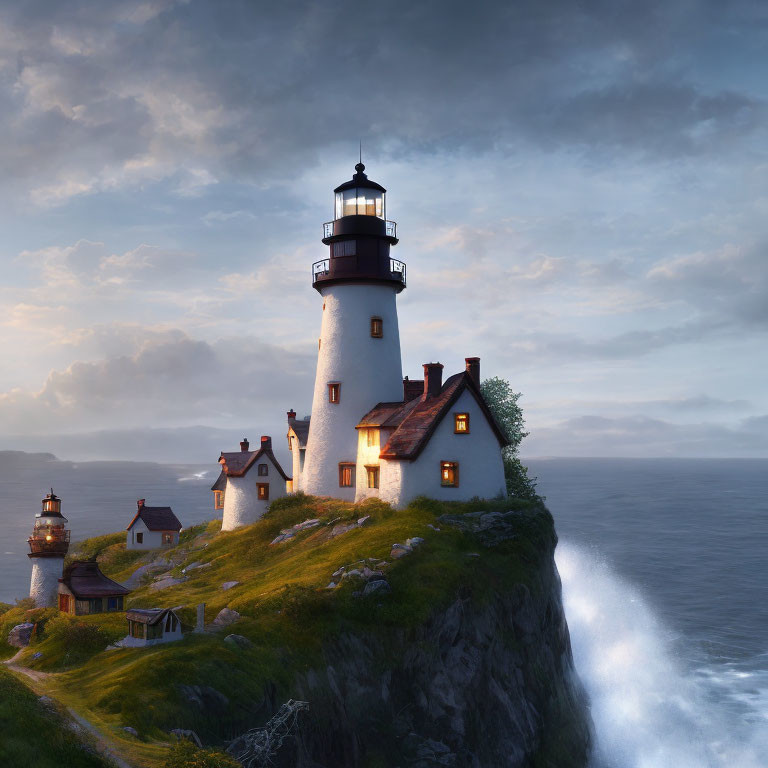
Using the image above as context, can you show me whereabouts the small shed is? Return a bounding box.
[58,560,130,615]
[123,608,183,647]
[126,499,182,550]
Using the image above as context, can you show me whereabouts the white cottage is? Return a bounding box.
[123,608,182,647]
[283,162,510,509]
[126,500,182,550]
[212,437,291,531]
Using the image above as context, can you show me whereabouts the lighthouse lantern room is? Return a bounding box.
[28,490,71,607]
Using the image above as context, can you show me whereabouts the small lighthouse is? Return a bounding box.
[28,490,70,608]
[302,163,406,498]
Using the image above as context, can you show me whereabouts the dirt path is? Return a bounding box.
[3,654,134,768]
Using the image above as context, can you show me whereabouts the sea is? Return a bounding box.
[0,452,766,768]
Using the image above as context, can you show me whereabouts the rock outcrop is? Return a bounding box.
[265,508,591,767]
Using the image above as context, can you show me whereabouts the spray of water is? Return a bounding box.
[555,542,768,768]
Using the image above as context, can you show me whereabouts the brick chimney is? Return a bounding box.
[403,376,424,402]
[260,436,272,450]
[240,438,250,452]
[287,409,296,421]
[137,498,145,510]
[423,363,444,398]
[465,357,480,387]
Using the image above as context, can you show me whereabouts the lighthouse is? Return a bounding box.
[301,163,407,498]
[28,490,70,608]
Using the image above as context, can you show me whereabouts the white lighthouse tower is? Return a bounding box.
[301,163,406,499]
[28,490,70,608]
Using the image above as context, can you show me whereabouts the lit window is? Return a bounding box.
[366,428,379,447]
[213,490,225,510]
[366,465,380,489]
[328,383,340,404]
[258,463,269,476]
[370,317,383,338]
[163,532,173,546]
[454,413,470,433]
[440,461,459,487]
[257,483,269,501]
[286,480,294,493]
[339,463,355,487]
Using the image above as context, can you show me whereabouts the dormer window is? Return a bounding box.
[366,428,379,447]
[370,317,383,338]
[258,463,269,476]
[441,461,459,487]
[328,383,340,404]
[454,413,470,433]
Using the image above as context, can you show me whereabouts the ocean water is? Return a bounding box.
[1,453,766,766]
[527,458,768,768]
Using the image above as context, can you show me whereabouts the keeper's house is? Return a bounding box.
[57,560,130,615]
[126,499,182,550]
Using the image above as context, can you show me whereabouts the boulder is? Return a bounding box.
[326,582,337,589]
[270,532,295,545]
[213,607,241,627]
[391,543,413,560]
[221,581,240,591]
[224,634,253,650]
[363,579,391,597]
[7,623,34,648]
[295,518,321,531]
[357,515,371,526]
[150,577,185,591]
[406,537,425,548]
[330,522,358,537]
[123,727,139,738]
[38,695,55,708]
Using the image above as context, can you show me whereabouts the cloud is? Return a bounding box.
[0,331,315,434]
[524,413,768,458]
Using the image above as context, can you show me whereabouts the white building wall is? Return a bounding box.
[288,433,305,493]
[120,625,183,647]
[379,389,506,508]
[29,557,64,608]
[126,519,169,550]
[303,283,403,499]
[221,454,288,531]
[355,427,394,502]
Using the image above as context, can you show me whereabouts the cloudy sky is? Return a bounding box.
[0,0,766,462]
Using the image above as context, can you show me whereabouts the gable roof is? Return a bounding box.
[126,504,182,532]
[287,419,310,448]
[126,608,178,626]
[363,371,509,461]
[218,444,291,481]
[60,560,130,599]
[211,470,226,492]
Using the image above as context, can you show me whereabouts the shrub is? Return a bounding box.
[163,739,240,768]
[43,616,121,667]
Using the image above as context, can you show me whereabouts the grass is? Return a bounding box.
[0,666,110,767]
[5,493,552,765]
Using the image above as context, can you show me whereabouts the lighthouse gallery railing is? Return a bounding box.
[312,258,406,287]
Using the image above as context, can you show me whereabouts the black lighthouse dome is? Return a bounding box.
[313,163,405,293]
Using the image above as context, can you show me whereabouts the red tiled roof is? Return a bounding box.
[375,372,509,460]
[60,561,130,599]
[219,446,291,481]
[126,505,182,532]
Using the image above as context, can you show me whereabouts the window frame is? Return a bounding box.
[366,428,379,447]
[257,483,269,501]
[136,531,144,544]
[370,316,383,338]
[213,490,225,510]
[338,462,356,487]
[365,465,380,489]
[440,461,459,488]
[328,382,341,404]
[454,412,470,434]
[258,463,269,476]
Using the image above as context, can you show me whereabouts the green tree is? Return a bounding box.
[480,377,540,501]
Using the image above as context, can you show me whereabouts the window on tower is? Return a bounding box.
[335,189,385,219]
[339,463,355,487]
[328,383,340,404]
[370,317,383,338]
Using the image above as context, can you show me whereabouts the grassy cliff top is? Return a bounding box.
[1,493,553,767]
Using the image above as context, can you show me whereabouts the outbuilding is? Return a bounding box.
[123,608,183,647]
[57,560,130,615]
[126,500,182,550]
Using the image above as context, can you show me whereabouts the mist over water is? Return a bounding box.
[557,542,768,768]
